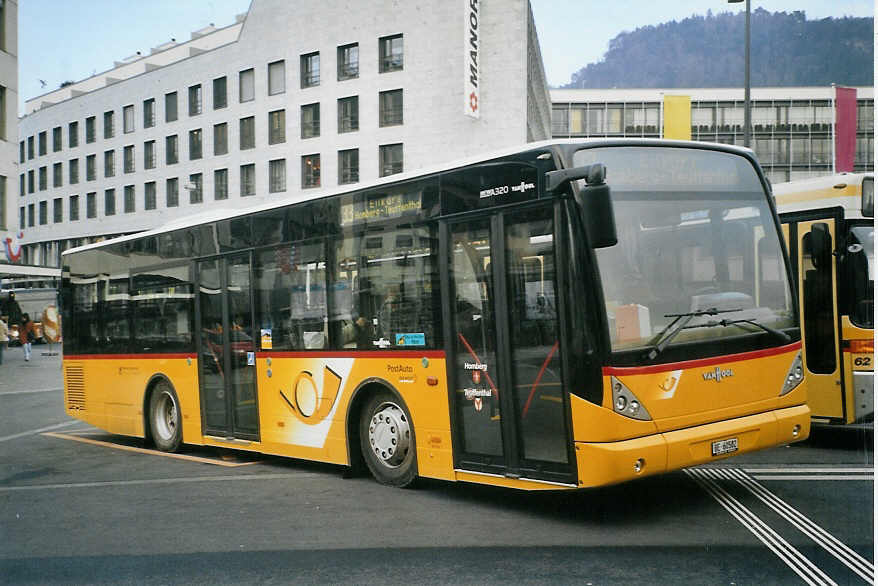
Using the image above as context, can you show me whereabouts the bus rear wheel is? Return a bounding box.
[359,391,417,487]
[149,382,182,452]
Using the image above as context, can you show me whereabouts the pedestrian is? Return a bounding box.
[0,317,7,365]
[20,313,34,361]
[3,291,22,331]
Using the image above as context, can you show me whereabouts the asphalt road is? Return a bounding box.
[0,348,873,585]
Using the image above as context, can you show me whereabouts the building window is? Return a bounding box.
[379,89,403,126]
[301,103,320,139]
[188,173,202,204]
[53,198,63,223]
[124,185,135,213]
[240,116,255,150]
[85,117,95,143]
[240,163,255,197]
[144,182,156,210]
[144,140,156,169]
[53,127,62,152]
[165,91,178,122]
[123,145,135,173]
[69,195,79,221]
[269,109,285,144]
[166,135,178,164]
[239,68,255,103]
[379,34,403,72]
[214,168,228,200]
[300,52,320,88]
[19,141,24,163]
[27,135,34,159]
[69,159,79,184]
[166,178,179,207]
[19,173,23,197]
[27,169,34,193]
[143,98,155,128]
[39,166,47,190]
[189,129,203,160]
[104,189,116,216]
[0,86,5,141]
[214,122,228,156]
[39,201,47,225]
[269,159,286,193]
[213,76,227,110]
[69,121,79,148]
[28,203,34,227]
[86,154,96,181]
[103,111,114,139]
[338,148,359,184]
[19,206,24,230]
[337,43,359,80]
[379,143,403,177]
[0,176,5,229]
[268,60,285,95]
[104,150,115,178]
[123,104,134,133]
[338,96,359,133]
[53,162,63,188]
[86,192,96,218]
[39,131,47,156]
[188,84,202,116]
[302,154,320,188]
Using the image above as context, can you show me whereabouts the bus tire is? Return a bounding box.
[149,381,183,453]
[359,390,417,487]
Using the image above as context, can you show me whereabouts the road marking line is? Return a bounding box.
[743,468,874,474]
[0,420,79,443]
[721,468,874,584]
[751,475,873,481]
[0,472,320,493]
[0,387,63,396]
[43,432,261,467]
[686,468,837,586]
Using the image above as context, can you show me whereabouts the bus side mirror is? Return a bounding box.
[807,222,832,271]
[545,163,617,248]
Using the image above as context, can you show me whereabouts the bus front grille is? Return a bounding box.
[65,364,86,411]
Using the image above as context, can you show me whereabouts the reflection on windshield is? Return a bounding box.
[847,226,874,328]
[596,196,795,350]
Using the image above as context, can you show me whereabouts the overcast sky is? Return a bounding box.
[18,0,874,113]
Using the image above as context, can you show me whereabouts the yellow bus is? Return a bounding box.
[61,140,809,490]
[773,173,873,426]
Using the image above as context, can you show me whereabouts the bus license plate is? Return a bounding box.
[711,438,738,456]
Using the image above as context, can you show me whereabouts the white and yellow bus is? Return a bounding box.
[773,173,873,426]
[61,140,809,490]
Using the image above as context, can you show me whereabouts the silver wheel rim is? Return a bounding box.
[368,402,411,469]
[154,390,178,441]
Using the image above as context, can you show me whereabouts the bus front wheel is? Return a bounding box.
[359,391,417,487]
[149,382,182,452]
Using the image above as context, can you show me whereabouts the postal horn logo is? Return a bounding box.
[702,366,734,383]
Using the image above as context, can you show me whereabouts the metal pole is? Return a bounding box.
[743,0,751,148]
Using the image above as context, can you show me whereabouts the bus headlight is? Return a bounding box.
[779,351,804,396]
[611,376,652,421]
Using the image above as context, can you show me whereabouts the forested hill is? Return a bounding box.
[562,9,873,89]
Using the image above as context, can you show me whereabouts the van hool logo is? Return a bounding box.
[703,367,734,382]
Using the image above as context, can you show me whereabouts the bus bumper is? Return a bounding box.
[574,404,810,488]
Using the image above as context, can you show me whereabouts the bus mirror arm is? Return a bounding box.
[544,164,617,248]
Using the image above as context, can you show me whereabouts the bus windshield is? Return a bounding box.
[574,146,795,352]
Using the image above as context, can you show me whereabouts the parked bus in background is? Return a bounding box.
[61,140,809,490]
[773,173,873,426]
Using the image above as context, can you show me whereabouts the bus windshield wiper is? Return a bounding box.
[646,307,742,361]
[684,318,791,344]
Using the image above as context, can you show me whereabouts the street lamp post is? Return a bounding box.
[728,0,751,148]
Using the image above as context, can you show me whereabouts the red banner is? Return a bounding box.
[835,86,857,173]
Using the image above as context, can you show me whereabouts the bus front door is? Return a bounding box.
[446,204,572,484]
[197,254,260,441]
[797,219,844,421]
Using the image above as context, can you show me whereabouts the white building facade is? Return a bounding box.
[18,0,551,267]
[0,0,18,258]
